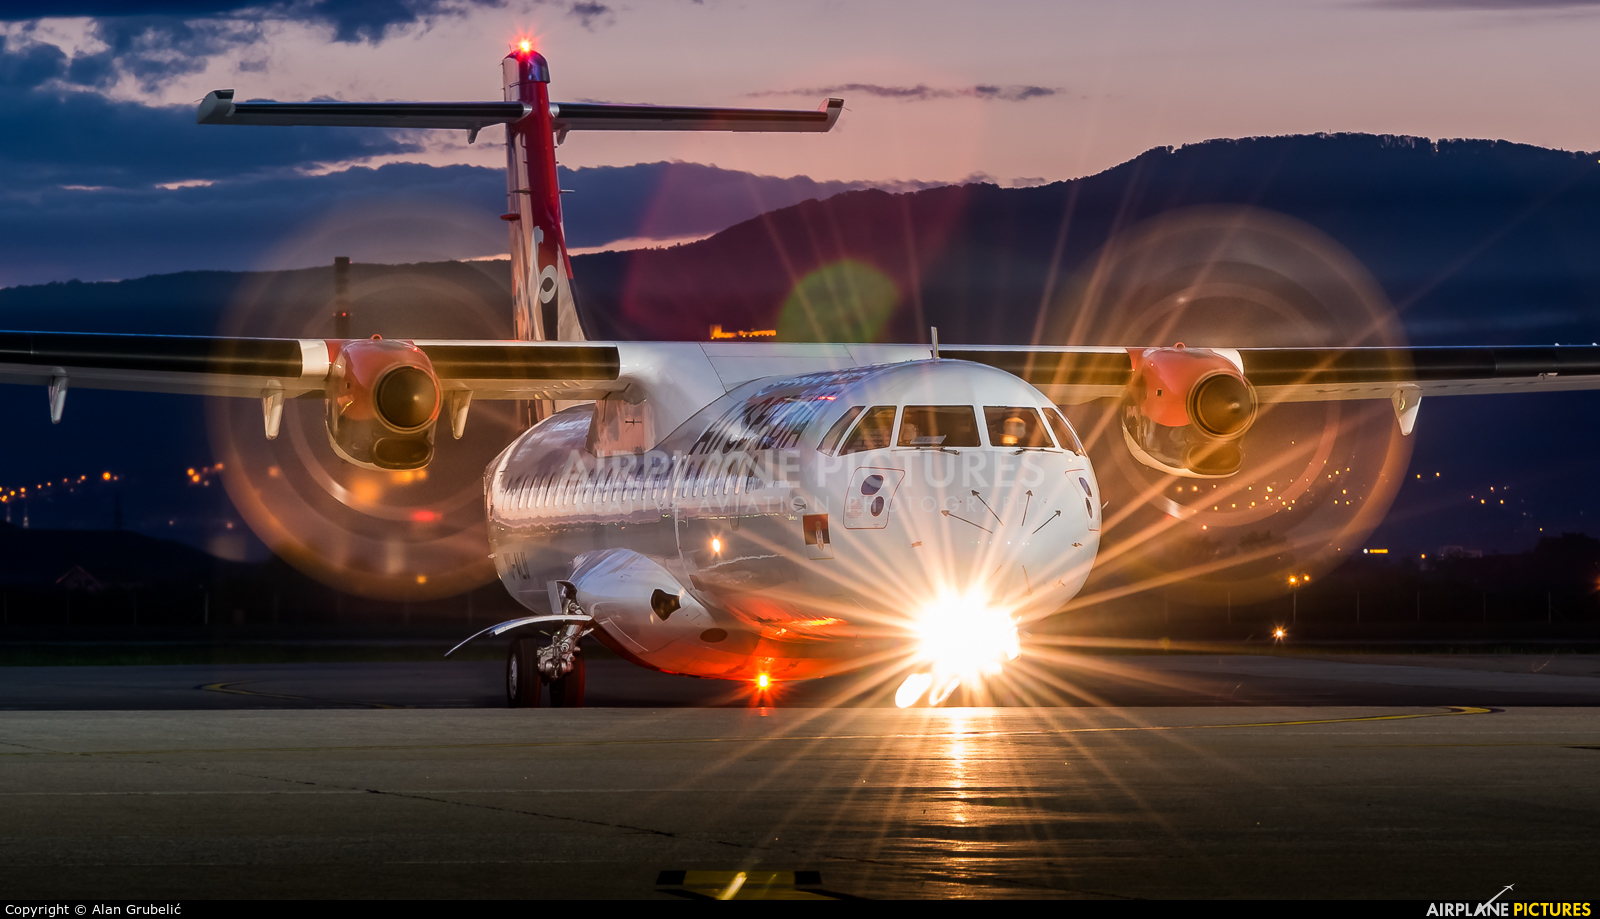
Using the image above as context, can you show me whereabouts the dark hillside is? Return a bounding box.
[576,134,1600,346]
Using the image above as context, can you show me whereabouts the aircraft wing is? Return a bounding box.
[0,332,624,403]
[939,345,1600,404]
[8,334,1600,404]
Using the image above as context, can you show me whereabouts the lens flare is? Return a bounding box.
[896,590,1021,707]
[895,672,933,708]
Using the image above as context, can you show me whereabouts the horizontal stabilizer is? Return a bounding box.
[550,98,843,132]
[197,90,531,130]
[198,90,843,134]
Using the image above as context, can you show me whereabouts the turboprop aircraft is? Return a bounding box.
[4,43,1600,708]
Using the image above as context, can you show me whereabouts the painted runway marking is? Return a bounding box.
[0,705,1494,757]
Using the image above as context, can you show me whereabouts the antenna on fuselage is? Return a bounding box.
[930,326,940,360]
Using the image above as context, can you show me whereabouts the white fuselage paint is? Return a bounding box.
[484,349,1100,682]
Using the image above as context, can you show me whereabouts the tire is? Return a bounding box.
[549,652,585,708]
[506,637,541,708]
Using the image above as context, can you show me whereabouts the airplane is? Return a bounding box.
[4,42,1600,709]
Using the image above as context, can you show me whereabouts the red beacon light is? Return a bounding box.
[518,39,532,55]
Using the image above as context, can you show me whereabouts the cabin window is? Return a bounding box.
[897,405,981,448]
[1044,407,1086,455]
[839,405,898,454]
[817,406,864,455]
[984,406,1053,448]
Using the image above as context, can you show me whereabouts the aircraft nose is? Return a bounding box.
[860,450,1087,610]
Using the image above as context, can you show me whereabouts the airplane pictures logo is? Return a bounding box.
[1426,886,1593,917]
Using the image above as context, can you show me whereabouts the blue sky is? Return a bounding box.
[2,0,1598,284]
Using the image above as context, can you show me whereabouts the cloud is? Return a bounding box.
[749,83,1062,103]
[0,35,67,89]
[0,2,513,44]
[0,2,513,94]
[0,162,506,287]
[567,1,613,29]
[0,84,423,190]
[0,159,948,287]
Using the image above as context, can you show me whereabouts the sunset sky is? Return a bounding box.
[2,0,1598,282]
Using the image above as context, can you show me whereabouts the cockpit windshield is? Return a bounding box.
[897,405,981,448]
[839,405,897,454]
[1043,406,1085,455]
[817,405,864,455]
[984,406,1053,448]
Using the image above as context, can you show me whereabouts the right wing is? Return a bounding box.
[0,331,625,402]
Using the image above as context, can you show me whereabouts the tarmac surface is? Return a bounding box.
[1,653,1598,899]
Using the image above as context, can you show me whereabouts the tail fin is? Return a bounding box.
[198,50,842,415]
[498,47,840,350]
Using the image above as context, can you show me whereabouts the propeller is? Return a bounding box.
[207,260,521,601]
[1046,205,1414,605]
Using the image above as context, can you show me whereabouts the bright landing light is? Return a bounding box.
[896,590,1021,707]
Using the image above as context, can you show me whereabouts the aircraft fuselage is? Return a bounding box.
[485,354,1100,682]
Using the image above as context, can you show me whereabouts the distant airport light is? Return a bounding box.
[709,325,777,341]
[101,472,110,480]
[1365,548,1388,554]
[1273,627,1287,641]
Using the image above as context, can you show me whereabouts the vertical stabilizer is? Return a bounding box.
[502,50,585,349]
[195,58,842,431]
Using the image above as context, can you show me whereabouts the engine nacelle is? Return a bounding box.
[1121,345,1258,478]
[325,338,442,470]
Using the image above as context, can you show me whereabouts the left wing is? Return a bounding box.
[936,344,1600,404]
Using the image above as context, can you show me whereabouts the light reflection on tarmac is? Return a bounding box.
[0,656,1597,898]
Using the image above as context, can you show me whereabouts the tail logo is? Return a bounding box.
[530,225,560,306]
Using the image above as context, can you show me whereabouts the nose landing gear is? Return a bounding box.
[506,637,541,707]
[505,624,588,708]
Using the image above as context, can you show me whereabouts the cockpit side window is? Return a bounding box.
[1044,406,1085,455]
[817,405,865,456]
[839,405,898,454]
[897,405,982,448]
[984,406,1053,448]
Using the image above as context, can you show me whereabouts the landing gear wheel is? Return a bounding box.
[506,637,542,708]
[549,652,585,708]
